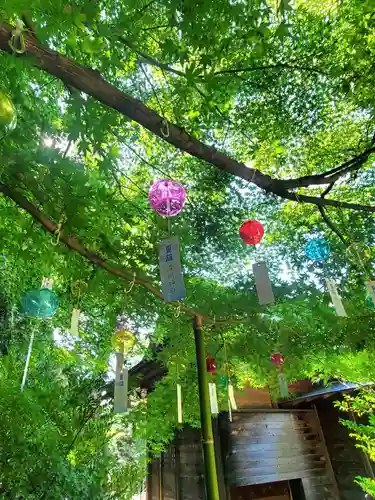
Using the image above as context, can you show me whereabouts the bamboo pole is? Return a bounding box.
[193,316,220,500]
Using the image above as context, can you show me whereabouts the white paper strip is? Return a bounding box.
[70,308,80,336]
[228,399,232,422]
[325,279,347,317]
[41,277,53,290]
[279,372,289,399]
[366,281,375,307]
[114,353,128,413]
[159,237,186,302]
[209,382,219,415]
[252,261,274,305]
[20,329,35,392]
[177,384,182,424]
[228,383,237,411]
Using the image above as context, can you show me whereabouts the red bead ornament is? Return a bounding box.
[206,355,217,374]
[239,220,264,245]
[271,352,285,366]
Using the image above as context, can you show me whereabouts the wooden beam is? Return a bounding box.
[0,23,272,191]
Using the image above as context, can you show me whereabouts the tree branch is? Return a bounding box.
[316,182,347,244]
[282,190,375,212]
[0,23,374,213]
[285,146,375,189]
[121,37,186,77]
[0,184,210,320]
[318,205,347,244]
[0,184,259,326]
[213,63,326,76]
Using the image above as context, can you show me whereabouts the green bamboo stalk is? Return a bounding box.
[193,316,220,500]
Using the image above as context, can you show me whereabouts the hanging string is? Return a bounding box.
[139,64,170,139]
[167,216,171,237]
[174,302,181,318]
[71,280,86,307]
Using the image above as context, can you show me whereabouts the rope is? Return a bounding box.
[71,280,87,307]
[125,272,136,293]
[174,302,182,318]
[160,118,170,138]
[52,218,64,246]
[8,20,26,54]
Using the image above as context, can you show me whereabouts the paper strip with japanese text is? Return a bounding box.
[159,237,186,302]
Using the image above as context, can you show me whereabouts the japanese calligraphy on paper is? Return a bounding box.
[159,237,186,302]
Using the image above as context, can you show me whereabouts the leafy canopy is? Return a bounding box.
[0,0,375,496]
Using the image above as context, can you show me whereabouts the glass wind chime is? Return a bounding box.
[20,281,59,391]
[206,353,237,419]
[112,327,135,413]
[149,179,186,303]
[149,178,186,423]
[206,355,219,415]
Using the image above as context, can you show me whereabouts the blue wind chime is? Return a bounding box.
[20,280,59,391]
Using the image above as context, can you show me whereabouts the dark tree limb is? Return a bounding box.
[0,183,252,323]
[282,146,375,189]
[318,206,347,244]
[275,189,375,212]
[121,37,186,77]
[0,23,374,212]
[315,183,347,244]
[213,63,327,76]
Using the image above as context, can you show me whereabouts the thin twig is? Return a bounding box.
[110,170,149,220]
[62,139,72,159]
[281,189,375,212]
[318,206,347,245]
[213,63,327,76]
[139,63,165,116]
[119,136,172,179]
[136,0,159,18]
[316,182,347,244]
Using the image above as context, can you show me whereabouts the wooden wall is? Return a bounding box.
[221,409,339,500]
[316,399,372,500]
[147,409,340,499]
[147,427,208,500]
[234,387,272,409]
